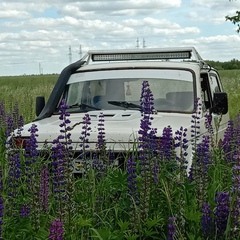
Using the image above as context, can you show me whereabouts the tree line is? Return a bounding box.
[206,59,240,70]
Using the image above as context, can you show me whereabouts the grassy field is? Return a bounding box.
[0,69,239,121]
[219,69,240,119]
[0,74,58,123]
[0,70,240,239]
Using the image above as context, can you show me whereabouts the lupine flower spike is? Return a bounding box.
[138,80,156,221]
[167,217,176,240]
[214,192,230,236]
[39,164,50,214]
[0,196,4,239]
[201,202,212,239]
[51,99,73,222]
[48,219,64,240]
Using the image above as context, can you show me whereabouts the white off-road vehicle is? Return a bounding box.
[11,47,229,172]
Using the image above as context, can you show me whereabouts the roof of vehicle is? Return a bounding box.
[83,47,203,61]
[75,60,203,73]
[75,46,211,72]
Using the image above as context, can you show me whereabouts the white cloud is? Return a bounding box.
[0,0,239,75]
[189,0,240,24]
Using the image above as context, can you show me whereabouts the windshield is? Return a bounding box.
[64,69,195,113]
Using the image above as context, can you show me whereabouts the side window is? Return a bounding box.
[209,74,221,97]
[200,72,221,111]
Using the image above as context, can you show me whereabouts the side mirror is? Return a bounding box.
[36,96,45,116]
[212,92,228,115]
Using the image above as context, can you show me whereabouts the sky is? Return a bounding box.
[0,0,240,76]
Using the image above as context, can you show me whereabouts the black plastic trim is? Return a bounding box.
[34,60,85,120]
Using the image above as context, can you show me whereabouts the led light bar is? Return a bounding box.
[92,51,191,61]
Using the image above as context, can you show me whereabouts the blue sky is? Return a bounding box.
[0,0,240,76]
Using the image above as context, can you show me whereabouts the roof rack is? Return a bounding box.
[80,47,205,65]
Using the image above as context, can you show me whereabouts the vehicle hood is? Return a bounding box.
[16,110,193,150]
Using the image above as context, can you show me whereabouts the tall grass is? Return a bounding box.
[0,74,58,123]
[0,79,240,239]
[219,69,240,119]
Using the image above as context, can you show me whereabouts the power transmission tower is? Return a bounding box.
[136,38,140,48]
[143,38,146,48]
[39,63,43,75]
[68,45,72,64]
[79,45,82,59]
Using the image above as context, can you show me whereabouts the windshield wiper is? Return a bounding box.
[108,101,141,109]
[69,103,101,110]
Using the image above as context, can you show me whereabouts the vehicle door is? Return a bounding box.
[201,71,229,142]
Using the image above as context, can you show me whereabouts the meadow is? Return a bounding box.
[0,70,239,122]
[0,74,58,123]
[0,70,240,239]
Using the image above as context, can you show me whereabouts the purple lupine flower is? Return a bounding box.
[93,112,107,173]
[24,124,39,191]
[140,80,155,115]
[19,204,30,218]
[221,120,236,162]
[12,103,20,127]
[96,112,105,150]
[214,192,230,235]
[230,153,240,235]
[127,156,139,204]
[78,113,92,172]
[0,197,3,218]
[51,98,72,180]
[196,135,211,173]
[0,101,6,130]
[0,167,3,191]
[59,99,70,122]
[39,164,50,213]
[51,142,66,199]
[204,113,213,135]
[167,217,176,240]
[234,113,240,148]
[5,114,14,139]
[53,99,72,161]
[189,98,203,181]
[79,113,91,156]
[202,202,212,238]
[174,127,189,172]
[25,124,38,162]
[0,196,3,237]
[138,81,156,221]
[107,149,115,165]
[48,219,64,240]
[59,99,72,147]
[138,80,156,170]
[190,98,201,140]
[23,124,41,230]
[159,126,173,163]
[51,99,73,221]
[194,135,211,208]
[8,152,21,198]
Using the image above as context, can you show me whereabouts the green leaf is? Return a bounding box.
[146,217,163,229]
[117,219,130,231]
[77,214,93,227]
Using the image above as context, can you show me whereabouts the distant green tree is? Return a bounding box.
[206,59,240,70]
[226,1,240,32]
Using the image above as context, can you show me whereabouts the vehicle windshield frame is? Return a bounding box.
[62,68,196,113]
